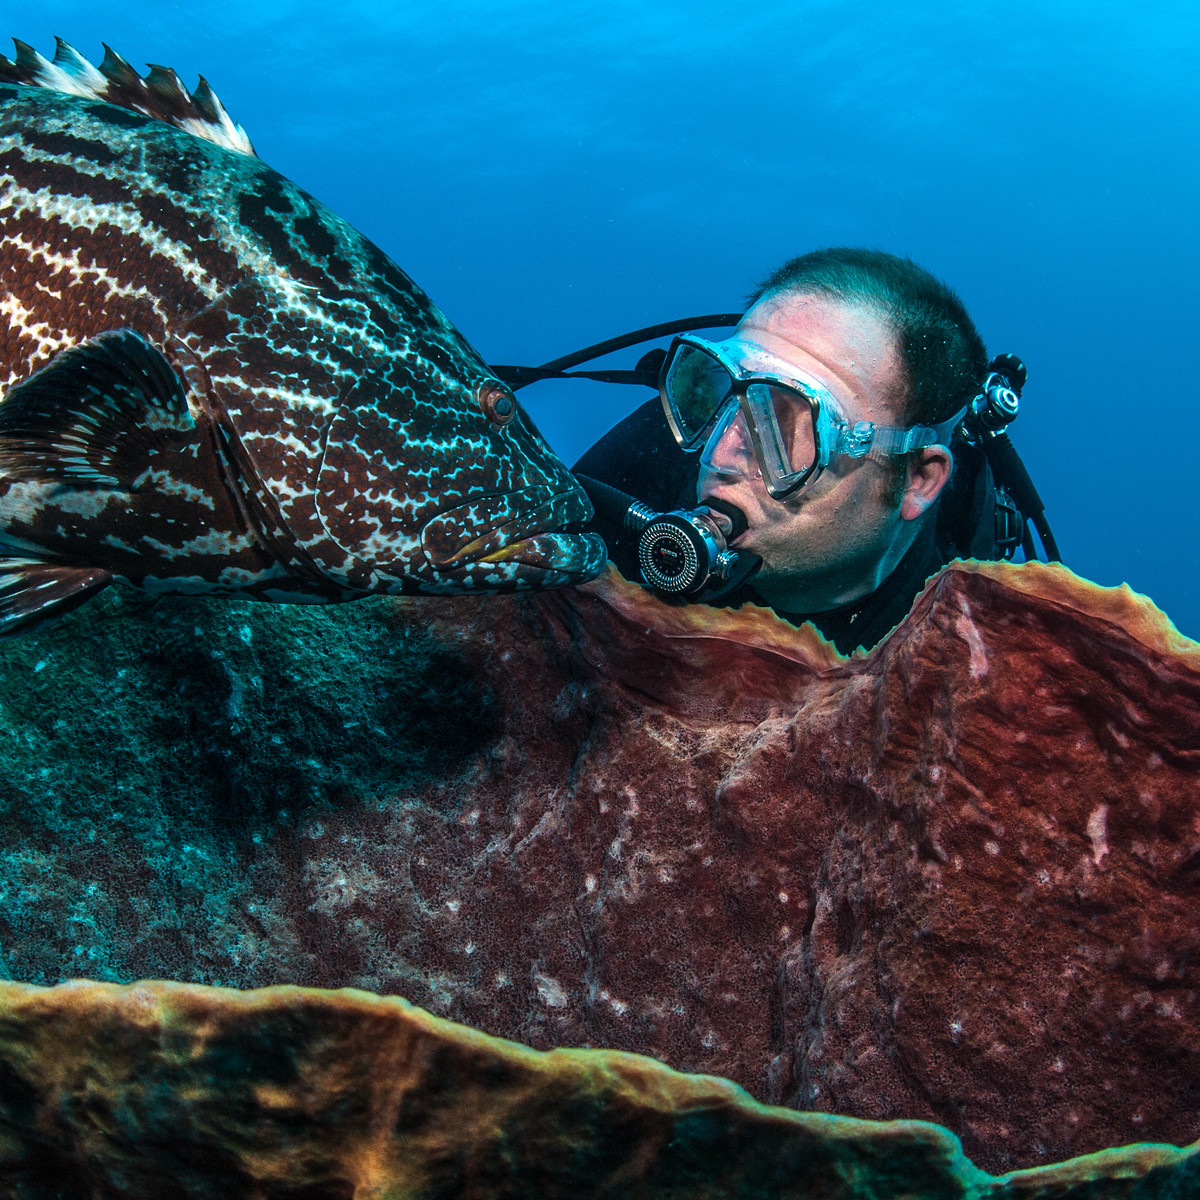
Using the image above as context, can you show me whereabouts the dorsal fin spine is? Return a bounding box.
[52,37,108,93]
[3,36,257,158]
[145,63,190,113]
[11,38,41,74]
[98,43,141,89]
[191,77,221,123]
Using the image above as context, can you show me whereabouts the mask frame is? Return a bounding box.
[659,333,964,501]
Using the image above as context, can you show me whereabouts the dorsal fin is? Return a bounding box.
[0,36,257,157]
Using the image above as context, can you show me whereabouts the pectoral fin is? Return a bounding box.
[0,557,110,636]
[0,330,191,633]
[0,328,196,486]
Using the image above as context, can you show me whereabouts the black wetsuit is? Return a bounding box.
[573,397,968,655]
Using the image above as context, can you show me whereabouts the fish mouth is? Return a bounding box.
[421,487,606,585]
[472,528,606,577]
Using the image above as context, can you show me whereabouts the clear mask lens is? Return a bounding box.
[740,380,822,496]
[699,404,753,476]
[664,343,736,446]
[665,334,964,502]
[666,337,828,498]
[699,385,822,499]
[764,383,818,476]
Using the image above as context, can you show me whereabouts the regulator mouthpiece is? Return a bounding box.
[574,474,758,598]
[633,509,738,594]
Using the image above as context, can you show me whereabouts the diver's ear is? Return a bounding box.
[900,446,952,521]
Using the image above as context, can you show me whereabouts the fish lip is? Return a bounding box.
[420,486,601,577]
[475,530,607,577]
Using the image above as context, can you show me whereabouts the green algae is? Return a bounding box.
[0,587,492,986]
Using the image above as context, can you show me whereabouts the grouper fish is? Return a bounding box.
[0,38,605,635]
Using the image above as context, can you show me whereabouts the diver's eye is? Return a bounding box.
[479,382,517,427]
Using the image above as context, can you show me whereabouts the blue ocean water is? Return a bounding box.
[14,1,1200,635]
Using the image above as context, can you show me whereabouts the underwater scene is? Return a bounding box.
[0,1,1198,1196]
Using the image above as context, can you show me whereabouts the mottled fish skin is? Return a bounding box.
[0,38,603,631]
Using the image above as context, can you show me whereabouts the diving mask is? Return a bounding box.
[659,333,964,500]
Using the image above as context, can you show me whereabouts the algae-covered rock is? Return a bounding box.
[0,979,1196,1199]
[0,587,493,985]
[0,563,1198,1174]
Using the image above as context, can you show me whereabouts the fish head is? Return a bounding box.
[315,338,606,593]
[179,275,604,595]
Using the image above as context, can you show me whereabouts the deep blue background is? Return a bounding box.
[13,2,1200,635]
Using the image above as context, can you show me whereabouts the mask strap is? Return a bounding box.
[861,406,967,461]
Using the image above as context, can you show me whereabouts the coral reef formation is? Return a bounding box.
[0,562,1197,1174]
[1,979,1197,1198]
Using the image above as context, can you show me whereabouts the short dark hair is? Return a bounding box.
[747,247,987,427]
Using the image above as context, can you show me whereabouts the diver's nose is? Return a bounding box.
[699,403,758,480]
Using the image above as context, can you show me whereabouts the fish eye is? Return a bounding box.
[479,382,517,427]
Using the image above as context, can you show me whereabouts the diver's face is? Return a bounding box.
[696,289,913,613]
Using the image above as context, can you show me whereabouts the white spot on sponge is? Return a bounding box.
[1087,805,1110,868]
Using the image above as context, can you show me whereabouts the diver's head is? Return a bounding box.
[668,249,987,614]
[748,247,988,427]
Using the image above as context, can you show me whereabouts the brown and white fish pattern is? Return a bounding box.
[0,37,604,634]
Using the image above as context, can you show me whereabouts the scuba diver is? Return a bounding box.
[496,247,1058,654]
